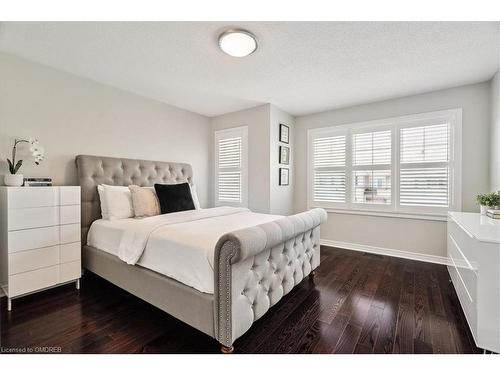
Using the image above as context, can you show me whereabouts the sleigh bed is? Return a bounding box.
[76,154,326,353]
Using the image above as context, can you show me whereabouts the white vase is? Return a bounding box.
[4,174,23,187]
[480,205,490,215]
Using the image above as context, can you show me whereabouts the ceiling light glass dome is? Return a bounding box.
[218,29,257,57]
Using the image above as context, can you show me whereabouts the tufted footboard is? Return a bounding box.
[213,208,327,347]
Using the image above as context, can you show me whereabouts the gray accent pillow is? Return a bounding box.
[128,185,161,217]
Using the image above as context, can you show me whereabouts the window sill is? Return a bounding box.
[311,207,448,222]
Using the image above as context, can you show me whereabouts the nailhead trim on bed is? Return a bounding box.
[214,208,327,346]
[219,242,237,345]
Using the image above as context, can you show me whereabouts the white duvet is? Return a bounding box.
[87,207,282,294]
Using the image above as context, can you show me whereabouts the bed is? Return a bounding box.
[76,154,327,353]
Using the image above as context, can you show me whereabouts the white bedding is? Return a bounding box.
[87,207,282,294]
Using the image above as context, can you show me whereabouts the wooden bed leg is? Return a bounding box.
[309,270,316,281]
[221,345,234,354]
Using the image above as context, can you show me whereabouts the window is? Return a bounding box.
[399,124,449,208]
[215,126,248,207]
[352,129,392,206]
[312,133,346,204]
[308,109,462,218]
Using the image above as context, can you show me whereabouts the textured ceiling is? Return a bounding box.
[0,22,499,117]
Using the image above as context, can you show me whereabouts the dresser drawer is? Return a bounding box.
[60,242,81,263]
[60,205,80,225]
[447,219,479,270]
[60,224,80,244]
[7,187,58,208]
[8,246,60,275]
[60,187,81,206]
[59,260,81,283]
[8,206,59,230]
[8,226,60,253]
[448,263,478,339]
[8,265,59,297]
[448,233,478,304]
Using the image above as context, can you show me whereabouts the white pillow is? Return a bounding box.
[97,185,109,220]
[128,185,161,217]
[190,184,201,210]
[102,184,134,220]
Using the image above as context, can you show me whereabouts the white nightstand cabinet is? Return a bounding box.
[0,186,82,311]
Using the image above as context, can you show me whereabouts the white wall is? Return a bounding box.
[270,105,295,215]
[0,52,211,207]
[210,104,271,213]
[295,82,491,260]
[491,71,500,191]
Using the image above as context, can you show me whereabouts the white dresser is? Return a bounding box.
[0,186,81,311]
[447,212,500,353]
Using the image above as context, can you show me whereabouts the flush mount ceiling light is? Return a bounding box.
[218,29,258,57]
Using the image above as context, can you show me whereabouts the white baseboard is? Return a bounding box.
[320,239,451,266]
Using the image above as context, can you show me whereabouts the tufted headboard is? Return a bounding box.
[75,155,193,242]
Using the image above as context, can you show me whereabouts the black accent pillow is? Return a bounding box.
[154,182,195,214]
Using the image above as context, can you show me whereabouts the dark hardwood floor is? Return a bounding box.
[0,246,480,354]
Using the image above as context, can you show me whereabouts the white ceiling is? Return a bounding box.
[0,22,499,117]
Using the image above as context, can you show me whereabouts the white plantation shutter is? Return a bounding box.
[352,130,392,205]
[353,130,391,166]
[312,134,346,204]
[399,167,448,206]
[308,109,461,216]
[218,137,241,169]
[314,136,346,168]
[314,170,346,203]
[400,124,449,163]
[399,123,450,208]
[215,127,248,206]
[218,137,241,202]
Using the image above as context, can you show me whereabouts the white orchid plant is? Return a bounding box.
[7,138,45,175]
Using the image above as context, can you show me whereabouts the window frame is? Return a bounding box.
[307,108,462,220]
[214,126,249,208]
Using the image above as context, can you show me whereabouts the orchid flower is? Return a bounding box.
[6,137,45,174]
[29,139,45,165]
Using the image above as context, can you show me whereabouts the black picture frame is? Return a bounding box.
[279,168,289,186]
[279,123,289,144]
[279,145,290,165]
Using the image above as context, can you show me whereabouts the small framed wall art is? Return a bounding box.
[279,168,289,186]
[279,145,290,165]
[279,123,289,144]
